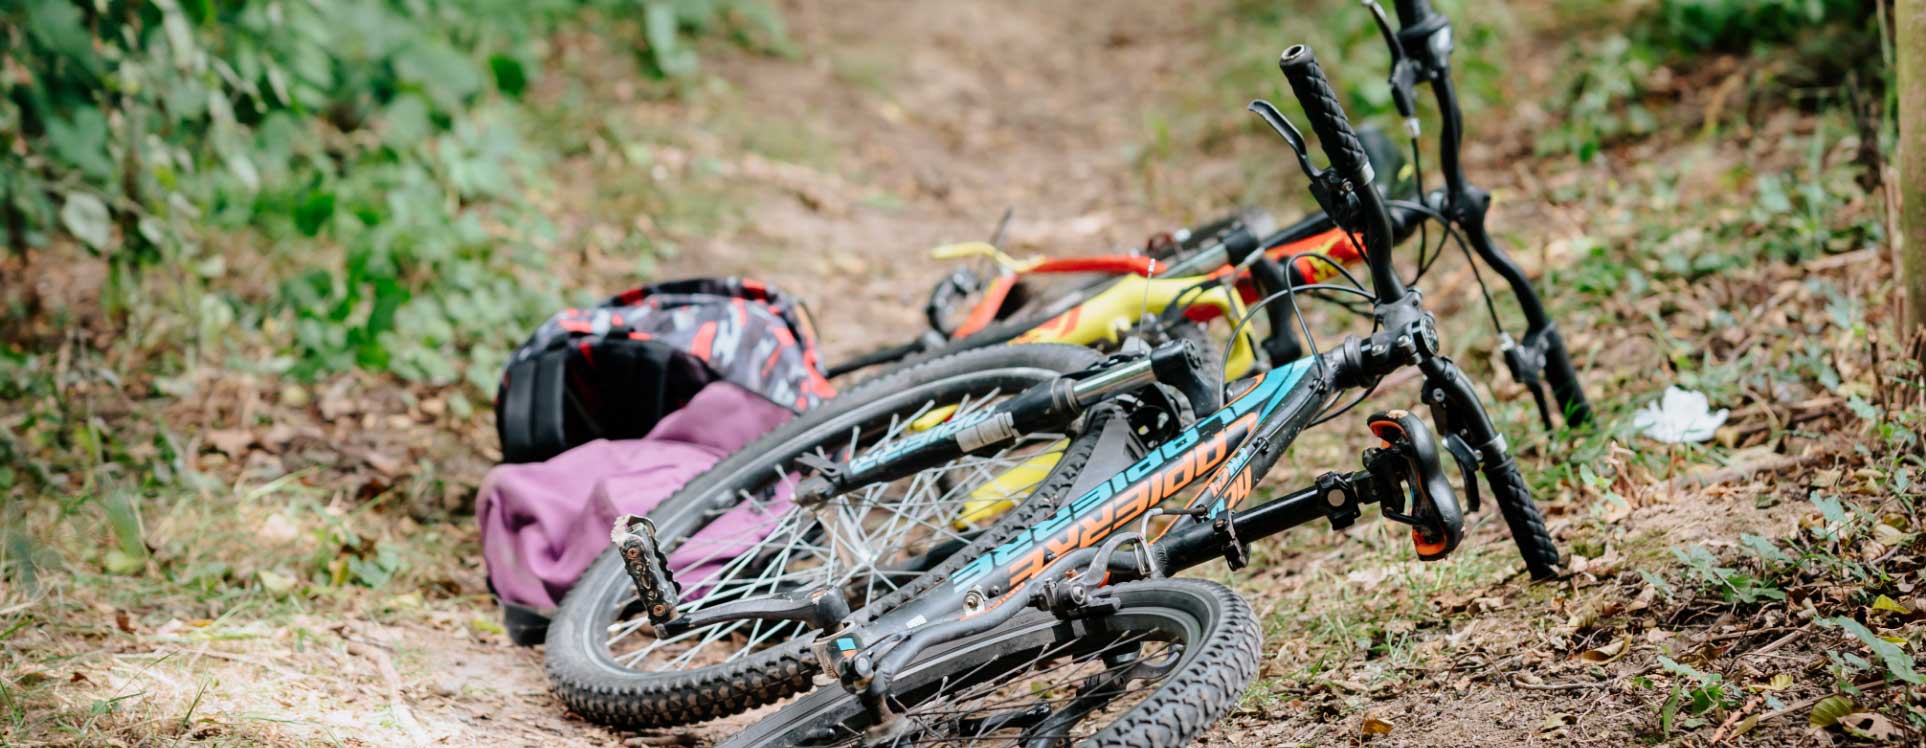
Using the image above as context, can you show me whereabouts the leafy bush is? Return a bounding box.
[2,0,784,386]
[1533,0,1881,160]
[1646,0,1874,53]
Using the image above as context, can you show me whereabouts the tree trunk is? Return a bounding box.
[1902,0,1926,344]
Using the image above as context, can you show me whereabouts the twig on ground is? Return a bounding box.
[1754,680,1892,727]
[1507,674,1618,692]
[1662,452,1826,491]
[349,640,431,747]
[1741,625,1809,659]
[1701,625,1794,645]
[1708,694,1765,745]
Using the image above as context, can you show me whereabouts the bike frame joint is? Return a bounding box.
[1314,471,1364,531]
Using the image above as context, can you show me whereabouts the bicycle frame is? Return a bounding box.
[782,25,1570,719]
[821,289,1499,719]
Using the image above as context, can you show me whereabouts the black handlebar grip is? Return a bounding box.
[1393,0,1436,27]
[1277,45,1372,187]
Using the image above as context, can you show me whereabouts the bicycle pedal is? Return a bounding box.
[611,514,682,627]
[1362,410,1464,561]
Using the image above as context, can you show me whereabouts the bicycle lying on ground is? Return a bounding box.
[613,21,1556,744]
[543,0,1575,732]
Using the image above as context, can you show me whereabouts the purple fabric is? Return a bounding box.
[478,380,793,610]
[665,477,797,601]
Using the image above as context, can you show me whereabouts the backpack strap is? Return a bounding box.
[498,349,572,463]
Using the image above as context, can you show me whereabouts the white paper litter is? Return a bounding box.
[1632,386,1729,444]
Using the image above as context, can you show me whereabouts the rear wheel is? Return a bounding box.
[721,579,1261,748]
[545,344,1113,728]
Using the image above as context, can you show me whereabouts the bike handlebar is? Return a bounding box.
[1278,46,1372,187]
[1277,45,1404,301]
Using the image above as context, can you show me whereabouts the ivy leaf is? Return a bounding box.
[395,39,485,112]
[46,107,114,181]
[1739,533,1791,564]
[60,193,113,251]
[381,95,433,151]
[1821,617,1925,684]
[25,0,100,75]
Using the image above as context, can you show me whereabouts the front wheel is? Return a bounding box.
[722,579,1261,748]
[545,344,1111,728]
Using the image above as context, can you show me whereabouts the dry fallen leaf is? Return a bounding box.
[1360,715,1394,737]
[205,428,254,459]
[1578,636,1629,663]
[1837,712,1901,741]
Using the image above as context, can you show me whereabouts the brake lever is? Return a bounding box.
[1248,99,1317,177]
[1362,0,1422,135]
[1249,99,1364,236]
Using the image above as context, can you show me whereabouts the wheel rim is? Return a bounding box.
[596,384,1071,674]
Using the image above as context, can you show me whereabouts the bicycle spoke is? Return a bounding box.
[600,387,1076,678]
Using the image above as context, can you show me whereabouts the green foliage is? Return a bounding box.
[1657,655,1739,734]
[1821,617,1926,685]
[1535,0,1880,160]
[1215,0,1507,123]
[1646,0,1872,53]
[1,0,786,386]
[1671,545,1785,605]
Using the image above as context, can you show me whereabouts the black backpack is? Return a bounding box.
[495,277,834,463]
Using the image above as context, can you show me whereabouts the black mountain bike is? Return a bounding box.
[610,12,1561,748]
[544,0,1575,732]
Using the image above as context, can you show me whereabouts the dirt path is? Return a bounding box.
[17,2,1903,747]
[641,0,1220,363]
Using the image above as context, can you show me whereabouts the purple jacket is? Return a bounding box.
[477,380,793,610]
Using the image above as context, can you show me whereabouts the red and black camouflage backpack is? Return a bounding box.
[494,277,835,463]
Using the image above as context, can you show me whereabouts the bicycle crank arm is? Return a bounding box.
[656,586,851,637]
